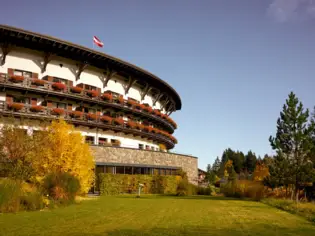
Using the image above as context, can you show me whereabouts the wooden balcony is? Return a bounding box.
[0,102,176,149]
[0,75,176,132]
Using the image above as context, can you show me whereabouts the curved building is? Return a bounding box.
[0,25,198,183]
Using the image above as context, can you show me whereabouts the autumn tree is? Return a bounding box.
[269,92,314,202]
[32,120,95,194]
[253,161,269,181]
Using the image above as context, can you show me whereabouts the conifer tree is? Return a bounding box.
[269,92,314,202]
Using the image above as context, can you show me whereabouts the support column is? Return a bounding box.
[140,83,152,101]
[153,91,164,106]
[0,43,12,66]
[102,68,117,88]
[41,52,54,73]
[124,76,137,95]
[75,62,88,81]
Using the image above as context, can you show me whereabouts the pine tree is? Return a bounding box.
[269,92,314,202]
[212,157,221,175]
[244,150,257,173]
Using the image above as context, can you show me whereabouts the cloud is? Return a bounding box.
[267,0,315,22]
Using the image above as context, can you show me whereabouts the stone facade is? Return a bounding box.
[91,146,198,184]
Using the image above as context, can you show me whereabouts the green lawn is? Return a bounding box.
[0,195,314,236]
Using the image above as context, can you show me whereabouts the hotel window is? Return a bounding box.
[139,144,144,149]
[14,70,32,78]
[145,145,150,150]
[151,146,155,151]
[13,96,30,104]
[98,138,107,146]
[96,166,104,174]
[105,166,114,174]
[53,77,67,84]
[85,136,95,145]
[116,166,124,174]
[134,167,142,175]
[85,85,97,91]
[125,166,132,175]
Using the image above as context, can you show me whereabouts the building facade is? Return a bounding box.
[0,25,198,183]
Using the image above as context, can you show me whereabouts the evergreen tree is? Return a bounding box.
[212,156,221,175]
[269,92,314,202]
[244,150,257,173]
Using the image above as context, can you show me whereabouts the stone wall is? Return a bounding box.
[91,146,198,184]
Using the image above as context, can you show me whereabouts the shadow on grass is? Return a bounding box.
[65,225,315,236]
[114,194,248,201]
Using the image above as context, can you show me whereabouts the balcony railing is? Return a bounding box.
[0,102,177,149]
[0,75,177,132]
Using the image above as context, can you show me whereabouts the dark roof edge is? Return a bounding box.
[0,24,182,110]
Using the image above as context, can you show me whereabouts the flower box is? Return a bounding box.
[87,113,98,120]
[127,99,136,106]
[113,118,124,126]
[134,103,141,109]
[9,75,24,83]
[86,90,99,97]
[142,106,152,113]
[7,103,24,111]
[118,96,125,105]
[51,108,64,116]
[101,93,113,101]
[31,79,46,86]
[126,121,136,128]
[70,86,83,93]
[100,115,112,123]
[52,82,66,91]
[135,123,143,130]
[70,111,83,118]
[30,105,44,112]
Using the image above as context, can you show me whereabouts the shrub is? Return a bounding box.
[52,82,66,91]
[221,180,265,201]
[70,86,83,93]
[30,105,44,112]
[20,191,44,211]
[0,178,21,213]
[262,198,315,223]
[98,174,178,196]
[9,75,24,83]
[31,79,46,86]
[7,102,24,111]
[42,172,80,205]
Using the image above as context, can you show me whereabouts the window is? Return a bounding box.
[57,103,66,109]
[85,85,97,91]
[105,166,114,174]
[125,166,132,175]
[151,146,155,151]
[13,96,29,104]
[99,138,107,146]
[14,70,32,78]
[134,167,142,175]
[139,144,144,149]
[116,166,124,174]
[96,166,104,174]
[85,136,95,144]
[145,145,150,150]
[53,77,67,84]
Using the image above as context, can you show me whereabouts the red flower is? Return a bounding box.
[118,95,125,105]
[51,108,64,115]
[86,90,99,97]
[127,121,136,128]
[9,75,24,83]
[100,115,112,123]
[30,105,44,112]
[70,111,83,118]
[7,103,24,111]
[70,86,83,93]
[31,79,46,86]
[87,113,98,120]
[52,82,66,91]
[113,118,124,126]
[101,93,113,101]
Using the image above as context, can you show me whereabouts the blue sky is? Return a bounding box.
[1,0,315,169]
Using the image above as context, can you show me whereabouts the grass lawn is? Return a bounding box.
[0,195,314,236]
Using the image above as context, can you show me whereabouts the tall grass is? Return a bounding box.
[0,178,21,213]
[221,180,265,200]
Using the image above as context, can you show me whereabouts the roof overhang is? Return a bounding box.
[0,24,182,110]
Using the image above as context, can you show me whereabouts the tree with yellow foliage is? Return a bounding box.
[32,120,95,194]
[253,161,269,182]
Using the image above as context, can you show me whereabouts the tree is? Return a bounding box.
[205,164,216,184]
[212,157,221,175]
[244,150,257,173]
[253,161,269,181]
[0,126,35,181]
[269,92,314,202]
[32,120,95,194]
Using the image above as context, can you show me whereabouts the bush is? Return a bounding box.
[20,191,44,211]
[262,198,315,223]
[42,172,80,204]
[98,174,179,196]
[221,180,265,200]
[0,178,21,213]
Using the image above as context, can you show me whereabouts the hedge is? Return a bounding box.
[98,174,181,195]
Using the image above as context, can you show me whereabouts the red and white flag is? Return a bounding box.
[93,36,104,48]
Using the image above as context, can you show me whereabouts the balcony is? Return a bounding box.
[0,102,177,149]
[0,75,177,132]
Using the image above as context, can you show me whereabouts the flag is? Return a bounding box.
[93,36,104,48]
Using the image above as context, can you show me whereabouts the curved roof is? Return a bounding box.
[0,25,181,110]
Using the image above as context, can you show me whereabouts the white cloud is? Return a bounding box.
[267,0,315,22]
